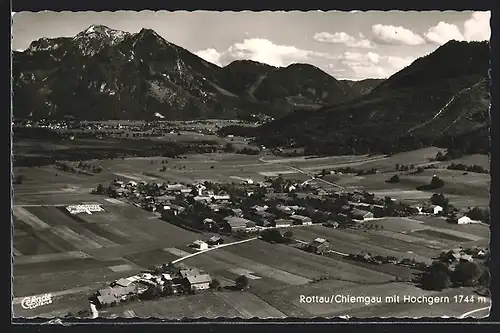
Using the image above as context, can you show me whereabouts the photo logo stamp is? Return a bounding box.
[21,294,53,310]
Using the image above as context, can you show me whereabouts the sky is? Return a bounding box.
[12,10,491,80]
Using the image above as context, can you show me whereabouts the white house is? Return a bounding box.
[195,184,207,196]
[426,205,443,215]
[457,216,473,224]
[186,274,212,291]
[192,240,209,251]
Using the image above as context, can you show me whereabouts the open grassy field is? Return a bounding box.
[12,181,206,318]
[222,240,395,284]
[359,147,446,171]
[331,168,489,209]
[446,154,490,170]
[411,216,490,240]
[99,292,243,319]
[92,153,297,184]
[288,225,433,265]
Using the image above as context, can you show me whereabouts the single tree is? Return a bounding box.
[235,275,249,290]
[430,175,445,189]
[420,261,452,290]
[451,261,481,287]
[386,174,400,183]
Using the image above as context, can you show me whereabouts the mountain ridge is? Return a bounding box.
[13,25,360,121]
[244,40,490,155]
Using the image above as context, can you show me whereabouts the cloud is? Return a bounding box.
[463,11,490,41]
[194,48,223,66]
[371,24,426,45]
[195,38,333,68]
[313,31,374,48]
[331,51,416,79]
[423,11,490,45]
[424,22,464,45]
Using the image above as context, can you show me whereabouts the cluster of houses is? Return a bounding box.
[439,247,488,264]
[189,236,224,250]
[99,173,474,241]
[348,253,428,270]
[90,264,213,308]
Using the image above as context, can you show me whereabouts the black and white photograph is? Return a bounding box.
[11,10,491,320]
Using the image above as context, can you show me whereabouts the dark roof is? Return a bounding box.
[352,209,372,217]
[208,236,222,242]
[99,285,136,298]
[224,216,254,228]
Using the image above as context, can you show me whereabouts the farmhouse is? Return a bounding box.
[223,216,256,232]
[253,210,275,219]
[194,184,206,196]
[457,216,473,224]
[212,194,230,201]
[169,205,186,215]
[207,236,224,246]
[202,218,216,229]
[351,209,374,220]
[113,180,125,187]
[230,208,244,217]
[308,237,330,254]
[184,274,212,292]
[336,213,351,224]
[156,194,176,202]
[273,219,293,228]
[323,221,339,228]
[193,195,212,203]
[179,268,201,278]
[161,273,173,281]
[251,205,269,212]
[276,205,295,215]
[423,205,443,215]
[460,254,474,262]
[96,285,137,307]
[290,215,312,225]
[111,278,133,288]
[191,240,209,250]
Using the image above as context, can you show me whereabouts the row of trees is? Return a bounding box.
[223,143,260,155]
[447,163,489,174]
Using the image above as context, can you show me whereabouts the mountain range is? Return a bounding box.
[248,40,490,155]
[12,25,380,121]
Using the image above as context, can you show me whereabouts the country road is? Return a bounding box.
[258,156,346,192]
[459,305,491,319]
[171,237,258,264]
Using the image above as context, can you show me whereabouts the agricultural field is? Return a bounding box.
[12,142,490,319]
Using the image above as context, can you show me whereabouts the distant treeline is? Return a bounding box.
[14,138,220,167]
[218,123,489,158]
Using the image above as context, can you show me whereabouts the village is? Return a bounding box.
[85,171,490,309]
[93,173,483,235]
